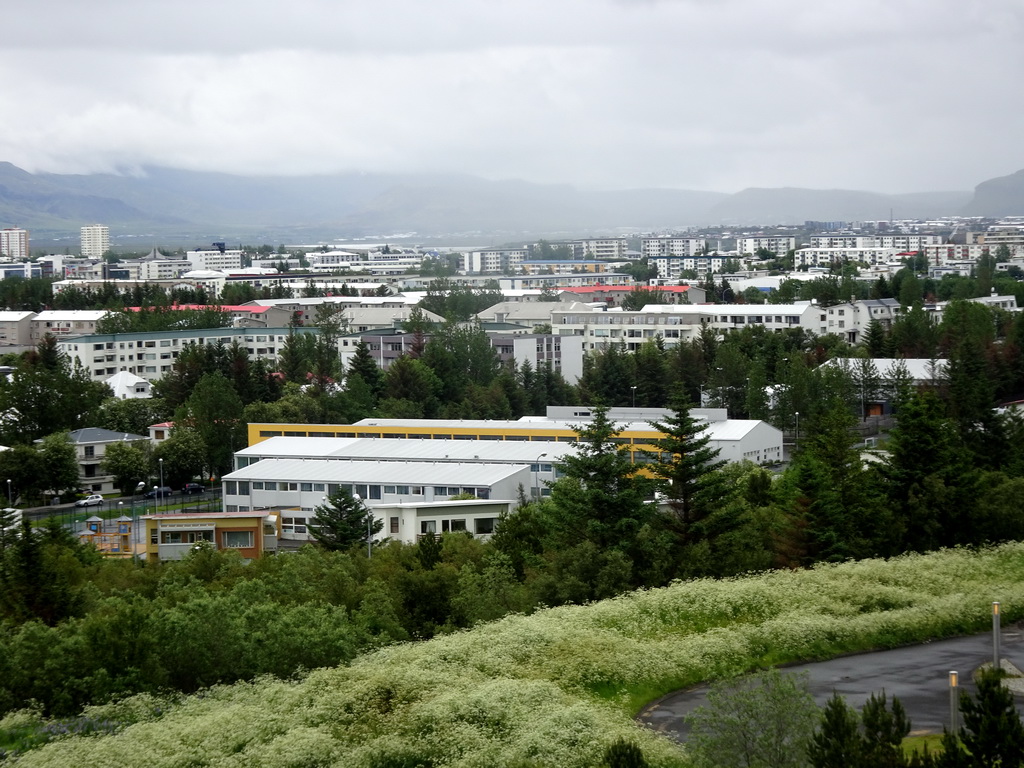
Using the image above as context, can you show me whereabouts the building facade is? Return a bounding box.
[0,228,29,260]
[80,225,110,258]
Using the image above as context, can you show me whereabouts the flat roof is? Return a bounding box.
[223,459,528,485]
[237,436,580,462]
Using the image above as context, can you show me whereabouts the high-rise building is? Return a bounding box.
[0,228,29,260]
[80,225,110,258]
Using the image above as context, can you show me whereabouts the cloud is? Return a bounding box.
[1,0,1022,193]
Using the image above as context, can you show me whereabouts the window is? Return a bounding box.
[264,481,277,491]
[226,481,237,494]
[252,481,264,490]
[390,516,400,534]
[84,446,95,458]
[420,520,436,534]
[222,530,254,548]
[300,483,313,492]
[238,481,250,494]
[474,518,496,535]
[161,530,213,544]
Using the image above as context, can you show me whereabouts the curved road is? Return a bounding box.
[639,627,1024,742]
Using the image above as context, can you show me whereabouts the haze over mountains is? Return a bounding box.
[1,162,1022,245]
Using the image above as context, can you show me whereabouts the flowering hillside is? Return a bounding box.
[7,544,1024,768]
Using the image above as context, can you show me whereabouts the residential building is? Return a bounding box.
[549,302,828,351]
[143,511,279,562]
[641,238,707,260]
[30,310,109,342]
[793,247,903,268]
[559,285,703,306]
[0,311,35,347]
[187,244,245,272]
[650,253,732,280]
[578,238,629,260]
[0,228,29,260]
[57,326,322,382]
[80,225,110,258]
[519,260,608,275]
[497,273,633,290]
[809,235,942,250]
[736,236,796,256]
[62,428,150,494]
[104,370,152,399]
[463,247,530,274]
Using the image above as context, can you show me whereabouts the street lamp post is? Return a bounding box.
[6,478,10,507]
[630,386,637,408]
[353,493,370,559]
[158,458,164,492]
[533,452,548,500]
[795,411,800,444]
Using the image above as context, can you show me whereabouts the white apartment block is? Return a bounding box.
[922,243,1024,264]
[794,247,902,268]
[578,239,629,260]
[463,248,529,274]
[809,235,942,250]
[187,247,244,272]
[0,228,29,260]
[80,225,110,258]
[641,237,707,259]
[58,326,322,382]
[651,254,731,279]
[550,303,829,351]
[30,310,109,342]
[968,228,1024,246]
[736,237,796,255]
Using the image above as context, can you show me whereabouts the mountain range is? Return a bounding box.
[0,162,1021,245]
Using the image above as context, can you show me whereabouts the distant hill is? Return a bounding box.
[1,162,1020,242]
[963,169,1024,217]
[705,187,973,225]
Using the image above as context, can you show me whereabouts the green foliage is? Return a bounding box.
[687,669,820,768]
[311,489,382,553]
[809,692,913,768]
[545,405,653,552]
[172,372,245,478]
[100,441,150,495]
[95,306,231,335]
[940,669,1024,767]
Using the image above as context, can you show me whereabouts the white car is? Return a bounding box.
[74,494,104,507]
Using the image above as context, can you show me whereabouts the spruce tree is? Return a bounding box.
[310,489,382,553]
[647,389,729,546]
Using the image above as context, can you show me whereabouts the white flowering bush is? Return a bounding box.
[9,544,1024,768]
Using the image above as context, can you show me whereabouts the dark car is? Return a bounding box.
[145,486,173,499]
[182,483,205,495]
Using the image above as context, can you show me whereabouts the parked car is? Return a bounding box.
[75,494,104,507]
[145,486,173,499]
[182,483,205,495]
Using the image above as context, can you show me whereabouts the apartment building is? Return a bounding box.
[578,239,629,260]
[650,253,733,279]
[30,310,109,342]
[80,225,110,258]
[498,273,633,290]
[187,245,245,272]
[0,311,34,347]
[463,247,530,274]
[0,228,29,260]
[793,247,903,268]
[57,326,322,381]
[809,235,942,250]
[641,238,707,259]
[550,303,829,350]
[736,236,796,255]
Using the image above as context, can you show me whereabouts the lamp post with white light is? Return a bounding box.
[533,452,548,500]
[6,479,10,508]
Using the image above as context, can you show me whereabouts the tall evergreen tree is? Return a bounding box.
[310,489,382,553]
[646,391,730,546]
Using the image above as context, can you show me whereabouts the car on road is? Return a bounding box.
[182,483,205,495]
[74,494,104,507]
[145,486,173,499]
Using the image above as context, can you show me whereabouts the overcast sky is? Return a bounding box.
[2,0,1022,193]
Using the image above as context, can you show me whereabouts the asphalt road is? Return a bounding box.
[639,627,1024,742]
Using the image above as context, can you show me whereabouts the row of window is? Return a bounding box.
[224,480,490,500]
[154,529,254,548]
